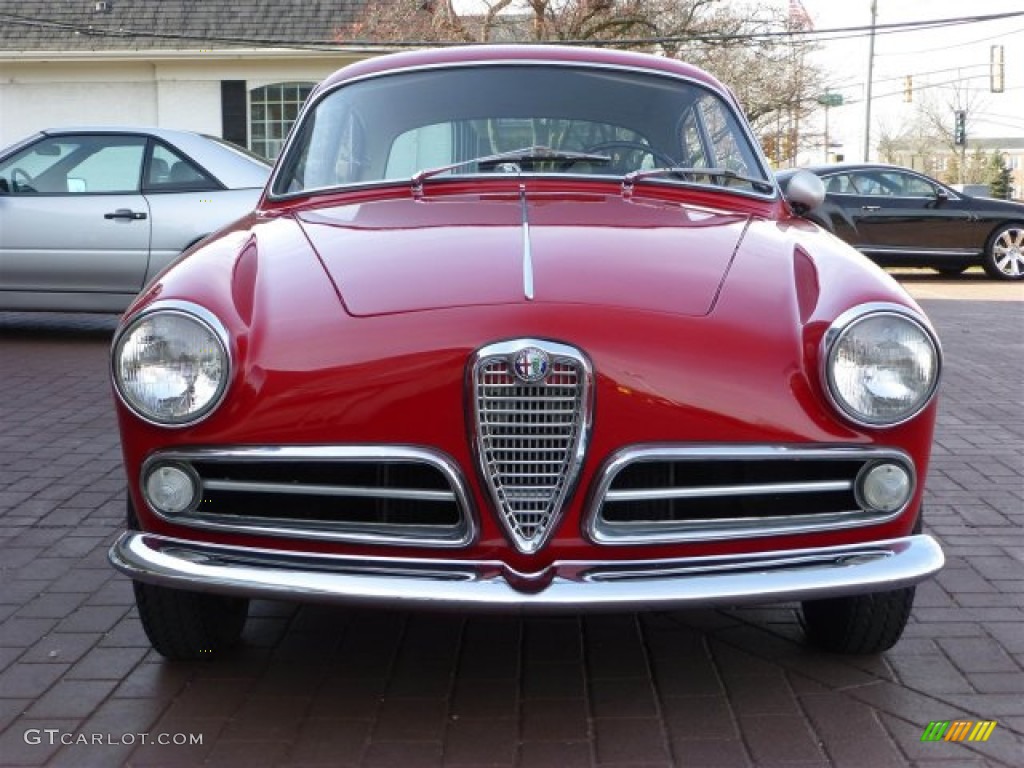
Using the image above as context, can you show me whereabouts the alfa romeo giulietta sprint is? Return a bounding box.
[109,45,944,660]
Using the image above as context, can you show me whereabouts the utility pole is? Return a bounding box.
[863,0,877,161]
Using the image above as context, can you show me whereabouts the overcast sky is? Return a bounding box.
[795,0,1024,159]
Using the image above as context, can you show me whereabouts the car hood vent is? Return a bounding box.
[471,339,593,554]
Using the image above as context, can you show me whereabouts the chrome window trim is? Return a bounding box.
[821,169,962,201]
[111,299,233,429]
[859,246,979,257]
[470,338,594,554]
[140,445,477,548]
[586,444,916,545]
[267,58,778,203]
[821,303,942,429]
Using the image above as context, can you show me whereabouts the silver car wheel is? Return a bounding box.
[986,225,1024,280]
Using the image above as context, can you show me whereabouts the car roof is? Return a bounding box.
[781,163,927,177]
[316,44,729,99]
[35,125,270,189]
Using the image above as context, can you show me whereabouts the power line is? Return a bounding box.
[1,9,1024,50]
[872,64,987,87]
[877,23,1024,56]
[844,73,993,105]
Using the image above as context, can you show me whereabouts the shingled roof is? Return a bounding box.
[0,0,366,52]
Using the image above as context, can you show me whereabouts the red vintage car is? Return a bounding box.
[109,45,944,660]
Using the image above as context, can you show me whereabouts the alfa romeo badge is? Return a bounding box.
[512,347,550,383]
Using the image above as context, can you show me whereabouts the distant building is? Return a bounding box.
[0,1,374,158]
[885,137,1024,200]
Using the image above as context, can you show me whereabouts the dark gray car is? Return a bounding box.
[0,126,271,311]
[778,163,1024,280]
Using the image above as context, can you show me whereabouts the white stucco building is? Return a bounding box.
[0,1,377,158]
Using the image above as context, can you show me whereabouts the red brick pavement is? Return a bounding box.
[0,279,1021,767]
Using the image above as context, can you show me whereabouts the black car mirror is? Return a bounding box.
[782,170,826,214]
[0,178,8,195]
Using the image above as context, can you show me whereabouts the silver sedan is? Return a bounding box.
[0,127,270,312]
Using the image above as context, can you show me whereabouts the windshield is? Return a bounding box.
[272,64,771,197]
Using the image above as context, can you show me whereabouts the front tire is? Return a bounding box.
[126,496,248,660]
[801,586,915,654]
[983,223,1024,280]
[134,581,249,661]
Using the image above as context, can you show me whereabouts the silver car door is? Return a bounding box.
[0,134,151,295]
[141,141,259,283]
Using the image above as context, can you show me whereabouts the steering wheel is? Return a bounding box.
[10,167,35,193]
[584,141,677,170]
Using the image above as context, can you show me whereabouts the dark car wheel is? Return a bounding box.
[126,497,249,660]
[802,510,922,655]
[134,581,249,661]
[983,223,1024,280]
[801,586,915,654]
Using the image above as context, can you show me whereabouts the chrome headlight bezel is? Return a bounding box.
[112,301,231,428]
[822,304,941,428]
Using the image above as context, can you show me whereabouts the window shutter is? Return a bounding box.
[221,81,248,147]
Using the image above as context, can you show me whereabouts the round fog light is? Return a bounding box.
[145,464,198,516]
[858,462,912,513]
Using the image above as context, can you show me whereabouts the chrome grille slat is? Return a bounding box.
[202,478,457,502]
[472,340,592,554]
[604,479,854,502]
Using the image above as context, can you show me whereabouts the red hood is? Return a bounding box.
[295,190,750,318]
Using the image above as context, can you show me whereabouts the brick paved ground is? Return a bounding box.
[0,278,1021,767]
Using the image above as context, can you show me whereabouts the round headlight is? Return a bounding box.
[824,308,940,427]
[113,305,230,426]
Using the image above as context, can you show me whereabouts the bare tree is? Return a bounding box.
[912,85,989,184]
[336,0,826,156]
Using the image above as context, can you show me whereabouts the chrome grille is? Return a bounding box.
[473,340,592,554]
[587,445,915,544]
[140,446,475,547]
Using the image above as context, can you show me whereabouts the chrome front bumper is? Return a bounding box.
[109,532,944,611]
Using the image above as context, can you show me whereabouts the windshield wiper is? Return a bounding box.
[622,166,775,196]
[411,145,611,196]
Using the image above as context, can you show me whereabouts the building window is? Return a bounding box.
[249,82,314,161]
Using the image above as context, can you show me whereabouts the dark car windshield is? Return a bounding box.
[272,64,771,197]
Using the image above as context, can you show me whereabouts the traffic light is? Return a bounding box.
[904,75,913,103]
[991,45,1005,93]
[953,110,967,146]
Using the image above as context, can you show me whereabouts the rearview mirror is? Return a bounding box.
[781,170,825,214]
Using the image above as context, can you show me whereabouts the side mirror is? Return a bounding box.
[781,170,826,214]
[0,178,8,195]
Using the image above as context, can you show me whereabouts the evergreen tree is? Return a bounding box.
[988,151,1012,200]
